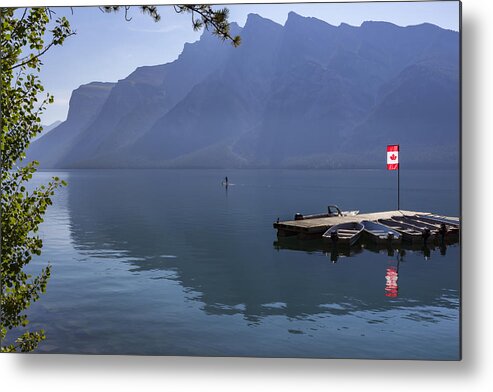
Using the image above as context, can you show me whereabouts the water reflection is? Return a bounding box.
[384,258,400,298]
[64,170,460,324]
[274,236,458,261]
[273,238,364,263]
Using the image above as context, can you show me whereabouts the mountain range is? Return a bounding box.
[33,120,62,141]
[28,12,460,169]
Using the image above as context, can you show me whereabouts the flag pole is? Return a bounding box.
[397,163,400,211]
[387,144,400,211]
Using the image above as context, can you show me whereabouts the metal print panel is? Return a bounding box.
[1,1,461,359]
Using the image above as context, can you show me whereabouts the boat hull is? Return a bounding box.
[322,222,364,247]
[378,218,433,244]
[361,220,402,245]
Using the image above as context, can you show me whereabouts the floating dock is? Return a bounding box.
[273,210,458,239]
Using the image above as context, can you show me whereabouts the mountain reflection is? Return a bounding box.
[66,170,460,322]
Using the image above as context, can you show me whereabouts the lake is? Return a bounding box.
[21,169,460,359]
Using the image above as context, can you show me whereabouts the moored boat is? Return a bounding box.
[415,214,460,228]
[294,205,359,220]
[378,218,433,244]
[361,220,402,245]
[322,222,364,246]
[393,215,459,238]
[392,216,442,232]
[416,214,460,226]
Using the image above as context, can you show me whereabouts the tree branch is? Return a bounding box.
[8,31,76,71]
[124,6,132,22]
[10,9,28,41]
[174,5,241,46]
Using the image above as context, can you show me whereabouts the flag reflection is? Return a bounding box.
[385,266,399,298]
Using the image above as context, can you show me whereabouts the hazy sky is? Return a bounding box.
[33,1,460,124]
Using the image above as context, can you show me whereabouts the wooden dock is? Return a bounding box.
[273,210,449,239]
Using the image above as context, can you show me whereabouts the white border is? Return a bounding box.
[1,0,492,391]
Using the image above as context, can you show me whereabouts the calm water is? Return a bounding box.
[21,169,460,359]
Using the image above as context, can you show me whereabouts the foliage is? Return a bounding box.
[1,4,238,353]
[102,4,241,46]
[1,7,72,352]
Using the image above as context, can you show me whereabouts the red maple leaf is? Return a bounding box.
[390,154,397,161]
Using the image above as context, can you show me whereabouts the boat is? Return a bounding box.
[378,218,433,244]
[361,220,402,245]
[341,210,360,216]
[392,215,442,232]
[328,205,360,217]
[322,222,364,246]
[294,205,359,220]
[415,214,460,227]
[393,215,459,238]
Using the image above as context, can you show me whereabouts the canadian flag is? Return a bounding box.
[387,145,399,170]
